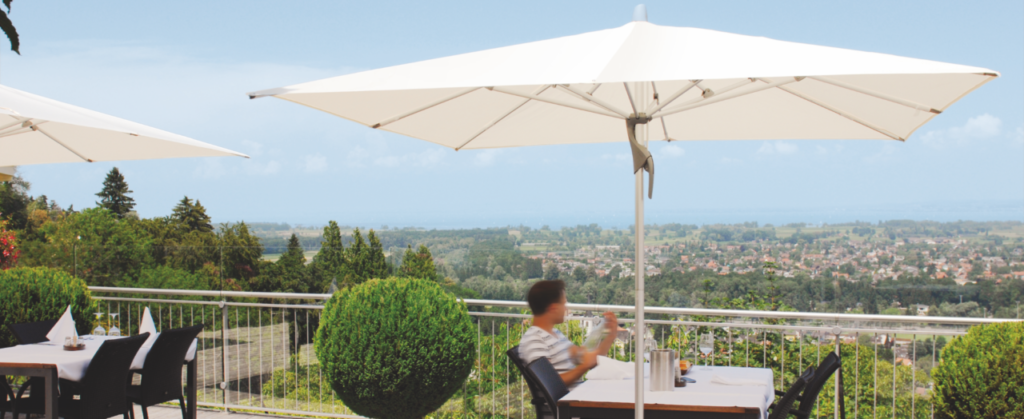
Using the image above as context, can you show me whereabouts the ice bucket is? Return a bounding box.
[649,349,677,391]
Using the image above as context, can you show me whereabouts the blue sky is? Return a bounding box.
[4,1,1022,228]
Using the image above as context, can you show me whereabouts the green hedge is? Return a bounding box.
[316,277,475,419]
[0,267,96,348]
[933,321,1024,418]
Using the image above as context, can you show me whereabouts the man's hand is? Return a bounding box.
[603,311,618,332]
[581,350,598,370]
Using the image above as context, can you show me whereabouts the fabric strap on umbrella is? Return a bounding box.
[627,115,654,198]
[0,166,14,182]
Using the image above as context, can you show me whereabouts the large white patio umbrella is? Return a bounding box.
[0,84,248,181]
[248,6,997,417]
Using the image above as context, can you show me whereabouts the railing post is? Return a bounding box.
[220,299,228,411]
[834,326,842,419]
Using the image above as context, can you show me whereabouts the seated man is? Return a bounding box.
[519,280,618,387]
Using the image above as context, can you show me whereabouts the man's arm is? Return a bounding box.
[559,351,596,386]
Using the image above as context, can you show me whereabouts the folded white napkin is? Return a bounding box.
[587,356,629,380]
[710,374,767,387]
[131,307,159,369]
[45,305,78,343]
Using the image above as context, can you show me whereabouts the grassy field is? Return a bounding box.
[261,250,320,262]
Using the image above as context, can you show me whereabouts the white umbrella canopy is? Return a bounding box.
[249,7,996,418]
[0,84,248,177]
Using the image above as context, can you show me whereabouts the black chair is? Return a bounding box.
[6,319,58,418]
[126,325,203,419]
[1,380,15,418]
[58,334,149,419]
[527,357,570,419]
[790,352,842,419]
[7,320,58,345]
[507,345,555,419]
[768,366,814,419]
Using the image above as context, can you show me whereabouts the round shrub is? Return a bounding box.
[0,267,97,348]
[933,321,1024,418]
[316,277,476,419]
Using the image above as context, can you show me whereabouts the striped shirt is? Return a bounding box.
[520,326,578,378]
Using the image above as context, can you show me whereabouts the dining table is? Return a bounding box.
[558,366,775,419]
[0,335,198,419]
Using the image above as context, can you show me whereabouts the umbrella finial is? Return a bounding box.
[632,4,647,22]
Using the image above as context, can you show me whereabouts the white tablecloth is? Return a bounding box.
[566,366,775,418]
[0,335,197,382]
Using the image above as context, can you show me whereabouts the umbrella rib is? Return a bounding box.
[652,78,795,119]
[35,126,95,162]
[622,83,638,115]
[776,85,903,141]
[646,81,700,116]
[809,76,942,114]
[371,87,479,129]
[455,86,551,151]
[556,84,631,118]
[488,86,622,119]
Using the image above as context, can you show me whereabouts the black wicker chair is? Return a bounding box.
[1,380,15,419]
[58,334,149,419]
[6,319,58,419]
[790,352,842,419]
[506,346,554,419]
[768,366,814,419]
[527,357,570,419]
[126,325,203,419]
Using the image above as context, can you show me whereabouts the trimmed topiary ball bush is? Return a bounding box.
[0,267,97,348]
[316,277,476,419]
[932,321,1024,418]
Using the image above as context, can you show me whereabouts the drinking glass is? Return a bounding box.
[699,333,714,370]
[107,313,121,337]
[92,312,106,336]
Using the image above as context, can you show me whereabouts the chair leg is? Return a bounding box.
[128,402,136,419]
[178,398,186,419]
[141,405,149,419]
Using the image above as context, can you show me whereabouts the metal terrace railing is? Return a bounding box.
[87,286,1016,419]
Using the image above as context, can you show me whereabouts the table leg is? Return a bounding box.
[187,359,197,419]
[44,367,58,419]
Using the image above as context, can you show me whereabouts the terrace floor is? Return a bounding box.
[3,404,303,419]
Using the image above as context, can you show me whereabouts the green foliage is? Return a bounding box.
[0,0,17,55]
[95,167,136,218]
[41,208,152,286]
[171,196,212,233]
[316,278,476,419]
[933,322,1024,418]
[310,221,346,292]
[0,176,31,230]
[398,244,438,281]
[0,267,96,348]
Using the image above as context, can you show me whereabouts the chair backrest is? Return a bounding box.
[7,319,58,345]
[527,357,569,419]
[769,366,814,419]
[138,325,204,404]
[797,352,841,413]
[506,346,552,417]
[78,334,149,415]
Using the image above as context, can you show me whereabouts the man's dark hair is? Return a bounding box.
[528,280,565,315]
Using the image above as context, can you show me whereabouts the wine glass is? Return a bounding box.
[107,313,121,337]
[699,333,714,370]
[92,312,106,337]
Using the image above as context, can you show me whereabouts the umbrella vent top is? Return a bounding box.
[632,4,647,22]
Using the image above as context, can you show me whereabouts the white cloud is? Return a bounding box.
[660,144,685,158]
[920,113,1002,148]
[193,159,227,179]
[244,160,281,176]
[304,154,328,173]
[1012,126,1023,147]
[241,140,265,157]
[864,144,898,164]
[473,149,502,167]
[757,141,798,155]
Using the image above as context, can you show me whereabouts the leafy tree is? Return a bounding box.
[270,233,310,293]
[171,196,212,233]
[398,244,438,281]
[41,208,152,286]
[0,0,18,55]
[543,262,560,280]
[219,222,263,285]
[95,167,136,218]
[366,229,389,279]
[0,176,31,230]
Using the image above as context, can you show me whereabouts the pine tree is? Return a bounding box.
[172,196,212,233]
[365,229,389,279]
[311,221,346,291]
[95,167,136,218]
[398,244,438,281]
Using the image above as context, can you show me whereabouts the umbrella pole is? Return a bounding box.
[633,81,647,419]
